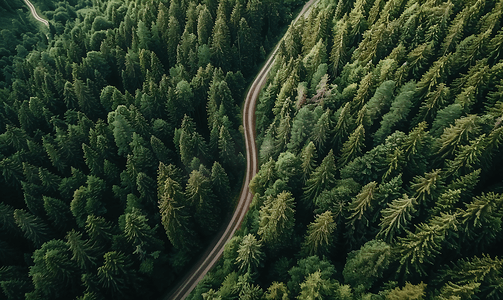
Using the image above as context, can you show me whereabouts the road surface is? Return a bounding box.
[163,0,319,299]
[23,0,49,27]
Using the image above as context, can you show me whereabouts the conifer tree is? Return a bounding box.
[236,234,264,274]
[312,109,331,152]
[97,251,136,296]
[85,215,115,248]
[303,150,337,206]
[397,212,458,277]
[13,209,52,247]
[436,115,480,158]
[330,15,349,76]
[211,14,232,71]
[343,239,391,291]
[410,169,443,204]
[338,124,365,167]
[300,142,318,184]
[332,102,353,147]
[460,192,503,250]
[43,196,73,231]
[218,125,236,168]
[258,191,296,249]
[158,173,199,251]
[186,169,220,236]
[167,16,181,67]
[66,229,98,269]
[302,211,336,256]
[298,271,335,300]
[211,161,231,202]
[374,81,415,145]
[378,194,417,241]
[264,282,289,300]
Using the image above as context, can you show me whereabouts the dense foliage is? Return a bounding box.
[0,0,47,87]
[190,0,503,298]
[0,0,305,298]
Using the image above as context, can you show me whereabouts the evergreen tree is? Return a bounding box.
[343,239,392,291]
[211,14,232,71]
[186,169,220,236]
[303,150,337,206]
[301,211,336,256]
[236,234,264,274]
[258,191,296,249]
[158,169,199,252]
[298,271,335,300]
[97,251,136,297]
[338,124,365,167]
[66,229,98,269]
[13,209,52,247]
[43,196,73,231]
[378,194,417,242]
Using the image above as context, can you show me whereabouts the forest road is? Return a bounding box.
[23,0,49,27]
[163,0,319,299]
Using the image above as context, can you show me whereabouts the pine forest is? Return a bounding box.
[0,0,304,298]
[188,0,503,298]
[1,0,503,299]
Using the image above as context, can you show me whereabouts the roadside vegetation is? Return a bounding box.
[189,0,503,299]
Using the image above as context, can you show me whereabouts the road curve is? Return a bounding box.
[23,0,49,27]
[164,1,319,299]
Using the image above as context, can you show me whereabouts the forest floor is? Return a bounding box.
[163,0,319,299]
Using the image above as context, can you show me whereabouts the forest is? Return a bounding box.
[0,0,305,299]
[187,0,503,299]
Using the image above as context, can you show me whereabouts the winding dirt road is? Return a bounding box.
[164,0,318,299]
[23,0,49,27]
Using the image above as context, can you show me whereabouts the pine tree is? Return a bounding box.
[300,142,318,184]
[302,211,336,256]
[167,16,181,67]
[436,115,480,158]
[446,134,488,176]
[29,239,78,298]
[211,161,231,202]
[197,6,213,45]
[374,81,415,145]
[264,282,289,300]
[66,229,98,269]
[218,125,236,168]
[387,282,426,300]
[346,181,378,230]
[298,271,335,300]
[338,124,365,167]
[258,191,296,249]
[343,239,392,291]
[186,170,220,236]
[43,196,72,231]
[0,203,21,237]
[211,14,232,71]
[124,208,163,252]
[97,251,136,296]
[332,102,354,147]
[85,215,115,247]
[312,109,331,152]
[378,194,417,241]
[236,234,264,273]
[330,15,349,76]
[158,175,199,251]
[460,192,503,250]
[410,169,443,204]
[13,209,52,247]
[303,150,337,206]
[397,213,458,276]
